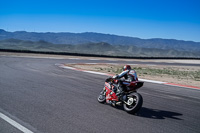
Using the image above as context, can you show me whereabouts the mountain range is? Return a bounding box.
[0,29,200,57]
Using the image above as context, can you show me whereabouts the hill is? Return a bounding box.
[0,29,200,54]
[0,38,199,57]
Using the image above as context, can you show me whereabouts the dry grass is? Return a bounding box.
[1,52,199,87]
[66,63,200,87]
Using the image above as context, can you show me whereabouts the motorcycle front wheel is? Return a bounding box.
[123,92,143,114]
[97,87,106,103]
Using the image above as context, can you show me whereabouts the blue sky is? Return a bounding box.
[0,0,200,42]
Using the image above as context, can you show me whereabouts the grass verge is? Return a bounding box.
[66,63,200,87]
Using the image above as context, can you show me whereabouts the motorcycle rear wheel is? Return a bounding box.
[97,88,106,103]
[123,92,143,114]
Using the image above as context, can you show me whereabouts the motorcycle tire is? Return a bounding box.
[97,88,106,103]
[123,92,143,114]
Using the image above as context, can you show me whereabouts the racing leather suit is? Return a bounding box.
[113,69,138,95]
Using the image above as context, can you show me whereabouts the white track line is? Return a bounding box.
[83,71,109,76]
[0,112,34,133]
[88,59,100,60]
[139,78,166,84]
[128,64,138,66]
[59,65,76,70]
[68,58,80,60]
[106,63,118,65]
[57,64,200,90]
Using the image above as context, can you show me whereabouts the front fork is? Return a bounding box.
[101,87,106,95]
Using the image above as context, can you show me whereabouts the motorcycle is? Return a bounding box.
[97,77,143,114]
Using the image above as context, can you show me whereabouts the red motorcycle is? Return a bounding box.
[98,77,143,114]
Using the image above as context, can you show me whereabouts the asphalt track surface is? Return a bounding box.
[0,55,200,133]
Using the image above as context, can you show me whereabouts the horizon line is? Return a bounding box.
[0,28,199,43]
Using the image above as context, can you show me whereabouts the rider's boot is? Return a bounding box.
[116,86,125,100]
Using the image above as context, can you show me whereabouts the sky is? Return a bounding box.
[0,0,200,42]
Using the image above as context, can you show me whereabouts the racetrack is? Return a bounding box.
[0,55,200,133]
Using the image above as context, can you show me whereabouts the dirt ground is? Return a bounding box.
[66,63,200,88]
[1,52,200,87]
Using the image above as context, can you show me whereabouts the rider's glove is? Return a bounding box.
[112,74,118,79]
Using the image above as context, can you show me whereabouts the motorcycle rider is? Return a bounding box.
[112,65,138,98]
